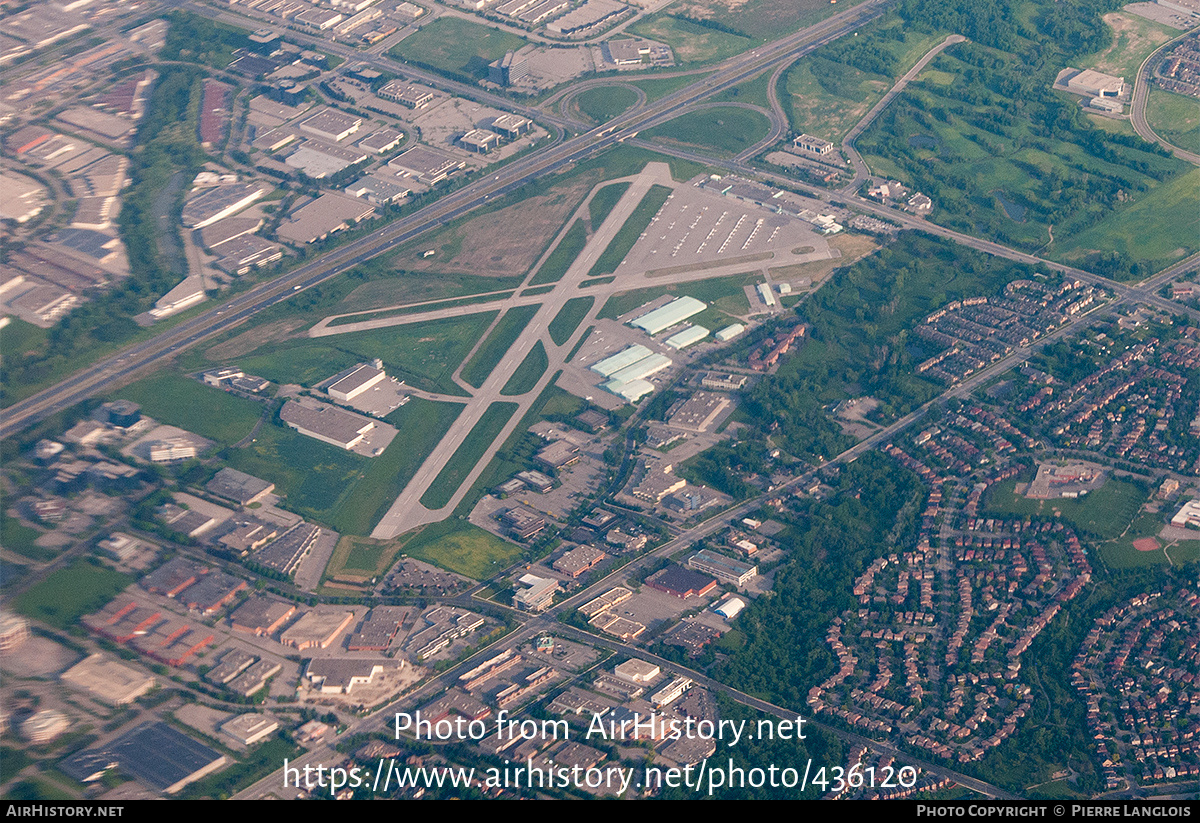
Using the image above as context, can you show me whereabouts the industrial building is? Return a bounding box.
[630,296,706,335]
[277,193,376,245]
[1066,69,1124,97]
[61,654,156,704]
[388,145,465,185]
[591,345,652,377]
[181,183,267,229]
[327,362,386,401]
[714,324,745,342]
[280,399,375,450]
[713,595,746,620]
[664,325,709,350]
[207,467,275,506]
[299,108,363,142]
[279,608,355,650]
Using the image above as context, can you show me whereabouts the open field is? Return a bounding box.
[1078,12,1179,83]
[574,85,640,122]
[710,69,774,109]
[777,22,947,142]
[328,398,463,535]
[13,558,133,630]
[502,341,548,396]
[113,374,262,445]
[645,105,772,157]
[548,296,595,345]
[401,520,523,580]
[664,0,852,40]
[588,182,631,229]
[460,305,541,389]
[420,402,518,510]
[234,313,497,396]
[1145,88,1200,155]
[530,220,587,286]
[384,176,596,279]
[327,290,516,327]
[223,419,367,523]
[1094,513,1200,569]
[390,17,530,82]
[1051,167,1200,274]
[626,15,755,63]
[631,72,714,102]
[588,184,674,277]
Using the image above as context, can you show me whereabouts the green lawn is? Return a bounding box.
[327,398,463,535]
[1145,88,1200,156]
[548,297,595,346]
[530,220,586,286]
[400,520,523,580]
[460,305,540,389]
[390,17,530,82]
[420,402,518,510]
[113,374,263,445]
[588,182,631,229]
[709,70,774,109]
[575,85,639,123]
[1,515,52,562]
[645,105,771,157]
[236,313,496,396]
[13,558,133,630]
[630,73,714,103]
[587,184,673,277]
[501,341,548,396]
[327,535,406,580]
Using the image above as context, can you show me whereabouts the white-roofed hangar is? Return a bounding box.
[631,296,706,335]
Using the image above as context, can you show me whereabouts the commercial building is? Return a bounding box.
[702,372,748,391]
[305,659,386,694]
[1066,69,1124,97]
[357,128,404,153]
[553,545,606,578]
[377,81,436,108]
[285,141,369,178]
[645,564,717,599]
[459,128,501,153]
[513,574,559,611]
[229,596,297,635]
[630,296,706,335]
[388,145,465,185]
[666,392,729,433]
[491,114,531,138]
[792,133,835,156]
[220,714,278,746]
[688,549,757,586]
[614,659,660,684]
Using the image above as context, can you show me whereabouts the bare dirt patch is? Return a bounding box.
[1133,537,1161,552]
[392,176,599,277]
[204,319,306,361]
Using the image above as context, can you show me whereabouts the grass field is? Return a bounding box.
[626,15,755,63]
[630,72,713,103]
[645,106,771,157]
[400,520,523,580]
[588,182,631,229]
[420,402,518,510]
[113,374,263,445]
[327,290,514,327]
[599,269,779,320]
[501,342,548,396]
[235,313,496,396]
[530,220,587,286]
[325,535,405,582]
[710,70,773,109]
[1052,167,1200,273]
[986,477,1147,540]
[587,184,673,277]
[1,515,51,562]
[335,272,522,313]
[327,398,463,535]
[548,297,595,346]
[390,17,530,81]
[574,85,639,122]
[1145,88,1200,156]
[1078,12,1179,83]
[460,305,540,389]
[13,558,133,630]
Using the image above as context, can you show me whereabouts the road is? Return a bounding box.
[1129,26,1200,165]
[840,34,967,192]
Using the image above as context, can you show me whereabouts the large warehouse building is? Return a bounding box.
[631,296,706,335]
